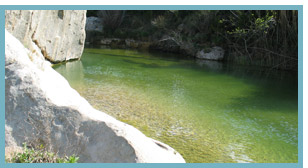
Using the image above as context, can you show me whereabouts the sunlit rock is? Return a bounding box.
[5,10,86,63]
[5,30,185,163]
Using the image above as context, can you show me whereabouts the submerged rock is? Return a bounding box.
[196,46,225,61]
[5,10,86,63]
[5,30,185,163]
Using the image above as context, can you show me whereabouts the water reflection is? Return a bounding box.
[54,61,85,85]
[195,59,224,72]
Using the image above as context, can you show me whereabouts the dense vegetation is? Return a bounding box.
[87,10,298,71]
[6,143,79,163]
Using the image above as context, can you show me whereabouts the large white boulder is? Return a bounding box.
[5,29,185,163]
[5,10,86,63]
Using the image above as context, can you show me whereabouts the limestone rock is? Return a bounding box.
[5,10,86,63]
[196,46,225,61]
[5,30,185,163]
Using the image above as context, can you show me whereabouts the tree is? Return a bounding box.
[97,10,126,33]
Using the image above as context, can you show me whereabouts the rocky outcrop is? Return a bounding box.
[100,38,124,46]
[5,29,185,163]
[150,39,182,54]
[149,38,196,56]
[196,46,225,61]
[95,38,150,49]
[5,10,86,63]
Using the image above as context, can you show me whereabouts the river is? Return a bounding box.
[53,48,298,163]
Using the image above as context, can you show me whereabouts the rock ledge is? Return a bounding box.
[5,29,185,163]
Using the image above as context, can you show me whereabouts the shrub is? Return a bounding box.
[6,143,79,163]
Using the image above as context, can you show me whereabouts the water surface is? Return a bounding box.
[54,48,298,163]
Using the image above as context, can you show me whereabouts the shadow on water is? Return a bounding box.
[121,53,298,85]
[122,59,163,68]
[224,67,298,113]
[85,47,298,80]
[86,50,186,63]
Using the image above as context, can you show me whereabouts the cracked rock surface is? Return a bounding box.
[5,29,185,163]
[5,10,86,63]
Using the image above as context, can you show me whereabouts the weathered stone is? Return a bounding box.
[5,30,185,163]
[125,39,150,49]
[5,10,86,63]
[100,38,122,45]
[150,38,196,56]
[196,46,225,61]
[125,39,138,48]
[150,39,181,53]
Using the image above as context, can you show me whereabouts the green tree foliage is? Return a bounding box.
[219,10,297,69]
[97,10,126,34]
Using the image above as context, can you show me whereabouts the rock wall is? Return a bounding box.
[5,10,86,63]
[5,29,185,163]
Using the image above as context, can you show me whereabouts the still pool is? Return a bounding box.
[53,48,298,163]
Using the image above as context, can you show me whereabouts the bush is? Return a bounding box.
[6,143,79,163]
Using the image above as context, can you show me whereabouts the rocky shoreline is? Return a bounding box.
[86,16,225,61]
[5,10,185,163]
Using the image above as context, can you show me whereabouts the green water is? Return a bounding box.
[53,48,298,163]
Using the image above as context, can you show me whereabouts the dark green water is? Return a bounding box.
[53,48,298,163]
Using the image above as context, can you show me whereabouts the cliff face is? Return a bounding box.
[5,10,86,63]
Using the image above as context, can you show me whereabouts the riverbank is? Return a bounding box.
[86,10,298,71]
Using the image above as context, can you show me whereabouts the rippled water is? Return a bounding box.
[53,48,298,163]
